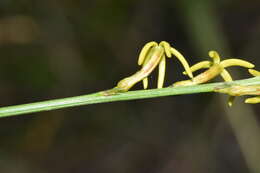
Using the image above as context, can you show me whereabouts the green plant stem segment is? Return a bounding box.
[0,76,259,118]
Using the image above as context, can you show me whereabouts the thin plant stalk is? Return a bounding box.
[0,76,259,118]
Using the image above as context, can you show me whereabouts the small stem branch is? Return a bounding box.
[0,76,259,118]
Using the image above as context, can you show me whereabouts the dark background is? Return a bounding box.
[0,0,260,173]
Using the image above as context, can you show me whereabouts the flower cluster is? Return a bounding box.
[172,50,256,106]
[111,41,193,92]
[105,41,259,105]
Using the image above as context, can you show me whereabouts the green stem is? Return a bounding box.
[0,76,259,118]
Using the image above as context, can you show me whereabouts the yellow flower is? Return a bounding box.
[109,41,193,93]
[174,51,254,86]
[173,50,255,106]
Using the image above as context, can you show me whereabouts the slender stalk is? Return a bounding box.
[0,76,259,118]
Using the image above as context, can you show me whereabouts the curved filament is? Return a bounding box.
[170,47,193,78]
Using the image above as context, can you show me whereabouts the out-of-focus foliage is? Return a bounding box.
[0,0,259,173]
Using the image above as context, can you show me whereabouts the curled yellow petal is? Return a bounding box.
[183,61,211,75]
[159,41,172,58]
[245,96,260,104]
[170,47,193,78]
[138,41,158,65]
[220,59,255,68]
[220,69,233,82]
[208,50,220,64]
[157,55,166,88]
[248,69,260,76]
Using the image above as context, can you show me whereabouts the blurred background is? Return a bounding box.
[0,0,260,172]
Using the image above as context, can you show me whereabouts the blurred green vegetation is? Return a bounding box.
[0,0,259,173]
